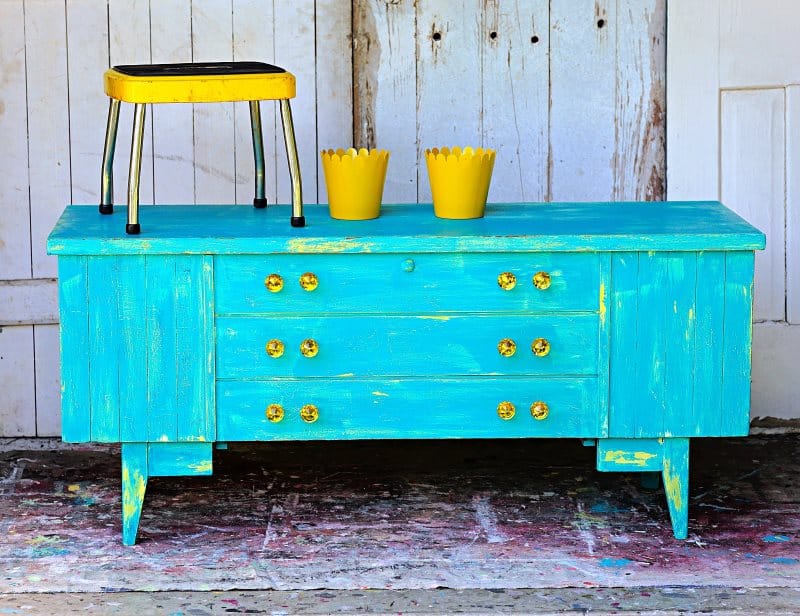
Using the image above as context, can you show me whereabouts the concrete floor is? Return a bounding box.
[1,435,799,614]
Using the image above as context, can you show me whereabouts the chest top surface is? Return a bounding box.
[47,202,765,256]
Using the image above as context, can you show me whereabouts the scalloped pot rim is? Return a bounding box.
[425,146,496,162]
[321,148,390,162]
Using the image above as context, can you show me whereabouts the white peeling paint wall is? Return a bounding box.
[0,0,665,437]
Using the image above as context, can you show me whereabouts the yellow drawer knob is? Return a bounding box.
[497,401,516,420]
[497,338,517,357]
[300,338,319,358]
[265,339,285,358]
[266,403,285,423]
[299,272,319,291]
[265,273,284,293]
[300,404,319,423]
[497,271,517,290]
[533,271,551,290]
[530,401,549,420]
[531,337,551,357]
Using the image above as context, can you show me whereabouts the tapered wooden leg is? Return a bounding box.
[121,443,148,546]
[661,438,690,539]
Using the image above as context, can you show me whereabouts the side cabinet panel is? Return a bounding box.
[76,255,215,442]
[609,251,754,437]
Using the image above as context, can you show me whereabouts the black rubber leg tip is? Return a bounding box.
[291,216,306,228]
[126,223,141,235]
[253,198,267,209]
[99,203,114,215]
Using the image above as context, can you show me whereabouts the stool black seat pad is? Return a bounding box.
[112,61,287,77]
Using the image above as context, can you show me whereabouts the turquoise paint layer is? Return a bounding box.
[216,314,599,379]
[217,377,602,441]
[608,253,639,438]
[121,443,148,546]
[596,438,663,471]
[58,256,91,442]
[47,202,766,255]
[661,438,690,540]
[147,442,213,476]
[117,256,148,442]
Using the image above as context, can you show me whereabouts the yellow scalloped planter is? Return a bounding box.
[321,148,390,220]
[425,146,496,219]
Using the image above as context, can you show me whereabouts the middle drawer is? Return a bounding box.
[216,314,599,378]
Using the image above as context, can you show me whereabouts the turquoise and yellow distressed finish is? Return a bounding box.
[47,201,764,544]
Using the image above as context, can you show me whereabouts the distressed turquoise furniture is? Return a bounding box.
[47,202,765,545]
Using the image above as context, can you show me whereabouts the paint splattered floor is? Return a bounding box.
[0,436,798,603]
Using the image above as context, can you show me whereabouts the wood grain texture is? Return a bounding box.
[481,0,548,202]
[665,0,720,201]
[48,203,766,256]
[416,0,482,203]
[0,280,58,326]
[121,443,148,546]
[215,252,601,315]
[150,0,195,204]
[353,0,417,202]
[25,0,71,279]
[33,324,61,437]
[661,438,689,540]
[216,313,599,379]
[147,442,213,476]
[0,0,31,280]
[720,89,785,322]
[0,326,36,436]
[786,86,800,325]
[217,377,602,441]
[66,0,109,206]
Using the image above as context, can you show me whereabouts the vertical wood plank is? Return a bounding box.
[315,0,353,205]
[232,0,277,205]
[117,256,148,442]
[353,0,417,202]
[596,254,611,437]
[176,256,215,441]
[33,324,61,437]
[57,256,90,442]
[549,0,616,201]
[481,0,548,202]
[26,0,71,278]
[661,253,697,436]
[274,0,318,204]
[150,0,194,204]
[665,0,720,200]
[609,252,639,437]
[87,258,120,442]
[614,0,665,200]
[145,256,178,441]
[66,0,109,205]
[721,251,755,436]
[108,0,155,207]
[787,86,800,324]
[0,326,36,437]
[416,0,483,203]
[661,438,689,540]
[192,0,237,204]
[0,0,32,280]
[692,252,725,435]
[720,88,785,322]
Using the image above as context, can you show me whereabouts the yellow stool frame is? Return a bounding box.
[99,61,304,234]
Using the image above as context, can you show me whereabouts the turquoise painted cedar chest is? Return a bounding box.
[47,201,766,545]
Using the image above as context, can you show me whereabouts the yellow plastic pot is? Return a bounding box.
[320,148,390,220]
[425,146,496,219]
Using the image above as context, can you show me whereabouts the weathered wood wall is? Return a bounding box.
[0,0,665,436]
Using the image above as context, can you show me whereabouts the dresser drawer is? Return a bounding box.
[216,314,599,378]
[217,377,604,440]
[215,253,600,315]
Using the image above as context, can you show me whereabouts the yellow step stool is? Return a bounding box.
[99,61,304,234]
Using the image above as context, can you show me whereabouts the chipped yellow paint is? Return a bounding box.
[139,240,152,251]
[67,484,80,493]
[416,315,451,321]
[372,391,389,397]
[662,459,683,511]
[189,460,213,473]
[673,300,678,313]
[49,244,65,252]
[287,238,375,253]
[337,373,355,377]
[159,434,170,442]
[184,435,207,442]
[122,466,147,523]
[603,450,658,467]
[688,308,694,321]
[598,282,606,325]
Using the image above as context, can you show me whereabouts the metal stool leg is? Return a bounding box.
[99,99,121,214]
[126,103,146,235]
[279,99,305,227]
[249,101,267,209]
